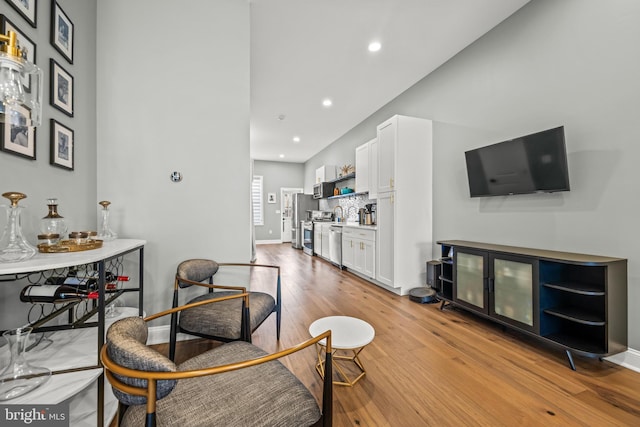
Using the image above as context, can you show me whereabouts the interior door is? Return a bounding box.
[281,188,302,243]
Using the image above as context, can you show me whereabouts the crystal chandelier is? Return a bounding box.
[0,30,43,127]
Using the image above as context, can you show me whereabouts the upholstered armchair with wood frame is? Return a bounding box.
[101,294,333,427]
[169,259,281,361]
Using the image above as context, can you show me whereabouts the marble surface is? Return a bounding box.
[0,239,146,275]
[309,316,375,349]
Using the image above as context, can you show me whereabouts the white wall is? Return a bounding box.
[305,0,640,350]
[96,0,251,318]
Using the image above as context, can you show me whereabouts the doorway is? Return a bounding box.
[281,187,302,243]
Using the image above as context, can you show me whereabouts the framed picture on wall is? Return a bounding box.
[50,119,73,170]
[1,16,37,90]
[267,193,276,204]
[50,58,73,117]
[4,0,37,28]
[50,0,73,63]
[0,104,36,160]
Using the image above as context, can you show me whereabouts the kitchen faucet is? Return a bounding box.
[333,206,344,222]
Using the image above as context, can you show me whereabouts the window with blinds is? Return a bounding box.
[252,176,264,226]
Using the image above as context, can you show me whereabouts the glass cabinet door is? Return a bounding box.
[455,250,488,313]
[490,255,538,333]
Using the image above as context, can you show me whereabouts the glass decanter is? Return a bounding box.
[40,198,68,237]
[0,327,51,401]
[97,200,117,241]
[0,192,37,263]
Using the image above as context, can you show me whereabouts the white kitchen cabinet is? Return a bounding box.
[376,192,394,287]
[342,227,376,279]
[315,165,336,184]
[313,223,322,255]
[374,115,433,294]
[321,223,331,259]
[369,137,378,200]
[355,142,369,194]
[342,234,355,269]
[377,120,395,193]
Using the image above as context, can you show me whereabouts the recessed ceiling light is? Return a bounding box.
[277,114,286,121]
[368,41,381,52]
[293,136,301,143]
[279,154,285,158]
[322,98,332,107]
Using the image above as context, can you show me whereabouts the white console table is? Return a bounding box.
[0,239,145,426]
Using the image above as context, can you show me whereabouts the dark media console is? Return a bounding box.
[436,240,627,370]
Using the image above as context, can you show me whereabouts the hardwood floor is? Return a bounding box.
[157,243,640,426]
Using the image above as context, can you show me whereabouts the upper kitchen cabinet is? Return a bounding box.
[315,165,336,183]
[376,115,432,194]
[355,138,376,195]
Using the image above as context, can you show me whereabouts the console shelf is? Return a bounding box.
[0,239,145,426]
[437,240,627,370]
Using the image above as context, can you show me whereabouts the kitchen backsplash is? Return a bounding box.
[319,194,376,223]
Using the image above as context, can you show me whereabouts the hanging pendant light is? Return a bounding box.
[0,30,43,127]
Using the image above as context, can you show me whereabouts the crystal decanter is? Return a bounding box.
[97,200,117,241]
[40,198,68,237]
[0,192,37,263]
[0,327,51,400]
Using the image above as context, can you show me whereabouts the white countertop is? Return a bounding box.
[331,221,377,230]
[0,239,146,275]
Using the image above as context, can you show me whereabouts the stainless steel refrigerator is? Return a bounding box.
[291,194,318,249]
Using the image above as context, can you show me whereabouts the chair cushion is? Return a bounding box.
[176,259,220,288]
[179,291,276,340]
[106,317,178,405]
[121,341,321,427]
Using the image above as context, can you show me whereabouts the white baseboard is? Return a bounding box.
[604,348,640,373]
[256,239,283,245]
[147,325,197,346]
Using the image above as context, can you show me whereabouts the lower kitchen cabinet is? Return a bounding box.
[313,223,322,256]
[437,240,627,370]
[342,227,375,279]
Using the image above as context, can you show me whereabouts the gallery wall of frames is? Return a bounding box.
[1,0,76,170]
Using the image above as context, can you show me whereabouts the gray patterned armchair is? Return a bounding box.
[101,295,333,427]
[169,259,281,361]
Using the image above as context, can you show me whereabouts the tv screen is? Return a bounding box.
[465,126,570,197]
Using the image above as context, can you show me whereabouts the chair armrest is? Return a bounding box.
[216,263,281,308]
[100,329,333,424]
[146,293,250,322]
[101,329,331,381]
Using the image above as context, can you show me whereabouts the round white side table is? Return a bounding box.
[308,316,375,386]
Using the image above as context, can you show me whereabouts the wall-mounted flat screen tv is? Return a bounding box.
[464,126,570,197]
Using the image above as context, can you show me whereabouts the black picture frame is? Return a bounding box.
[50,0,73,63]
[50,118,73,170]
[4,0,37,28]
[0,104,36,160]
[50,58,73,117]
[0,15,36,90]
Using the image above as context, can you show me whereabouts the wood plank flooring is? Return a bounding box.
[154,243,640,426]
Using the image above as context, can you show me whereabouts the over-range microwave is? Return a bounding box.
[313,182,334,199]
